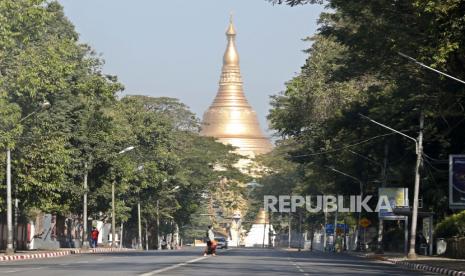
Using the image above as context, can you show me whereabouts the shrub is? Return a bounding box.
[435,210,465,238]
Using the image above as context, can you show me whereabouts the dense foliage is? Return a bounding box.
[260,0,465,236]
[0,0,245,246]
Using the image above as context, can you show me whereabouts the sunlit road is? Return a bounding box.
[0,248,438,276]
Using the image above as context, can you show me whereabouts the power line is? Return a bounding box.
[290,132,397,158]
[398,52,465,85]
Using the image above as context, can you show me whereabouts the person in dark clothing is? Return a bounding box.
[203,225,216,256]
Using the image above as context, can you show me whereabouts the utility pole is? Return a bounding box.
[145,221,149,251]
[376,144,388,253]
[111,181,116,248]
[408,112,424,259]
[3,100,50,255]
[138,201,142,249]
[298,211,303,251]
[360,112,424,259]
[120,221,124,248]
[6,148,14,255]
[82,162,89,248]
[329,167,363,251]
[333,196,338,252]
[288,213,291,249]
[323,206,327,251]
[156,199,161,250]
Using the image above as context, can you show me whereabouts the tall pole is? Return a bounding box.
[288,214,291,249]
[323,206,327,251]
[138,201,142,249]
[6,148,14,255]
[408,112,424,259]
[82,162,89,248]
[333,196,338,252]
[262,217,266,248]
[120,222,124,248]
[156,199,161,250]
[145,221,149,251]
[298,211,303,251]
[112,181,116,248]
[329,168,363,251]
[377,144,388,253]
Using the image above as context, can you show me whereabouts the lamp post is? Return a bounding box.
[135,164,144,250]
[156,185,179,250]
[329,167,363,251]
[347,148,388,253]
[110,146,135,248]
[360,113,424,259]
[5,100,50,255]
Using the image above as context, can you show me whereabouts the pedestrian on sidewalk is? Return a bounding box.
[91,227,99,248]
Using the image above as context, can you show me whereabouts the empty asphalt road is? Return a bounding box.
[0,248,438,276]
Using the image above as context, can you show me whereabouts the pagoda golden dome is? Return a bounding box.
[200,17,273,158]
[254,208,270,224]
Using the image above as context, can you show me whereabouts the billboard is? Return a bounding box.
[449,155,465,209]
[378,188,409,220]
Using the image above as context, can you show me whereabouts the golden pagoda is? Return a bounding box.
[200,17,273,158]
[254,208,270,224]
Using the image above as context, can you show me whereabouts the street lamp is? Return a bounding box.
[82,145,135,249]
[156,184,179,250]
[111,145,135,248]
[346,149,388,253]
[360,113,424,259]
[328,167,363,251]
[134,164,144,250]
[5,99,51,255]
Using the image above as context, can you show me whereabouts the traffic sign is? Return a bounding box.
[359,218,371,228]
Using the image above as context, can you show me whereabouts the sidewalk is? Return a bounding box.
[0,247,137,262]
[347,251,465,276]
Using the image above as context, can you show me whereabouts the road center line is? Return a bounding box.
[139,256,209,276]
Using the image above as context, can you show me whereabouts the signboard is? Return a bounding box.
[450,155,465,209]
[325,224,348,234]
[325,224,334,234]
[378,188,409,220]
[359,218,371,228]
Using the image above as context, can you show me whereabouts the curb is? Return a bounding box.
[389,259,465,276]
[0,248,137,262]
[346,252,465,276]
[0,251,71,261]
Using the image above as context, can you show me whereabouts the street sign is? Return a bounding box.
[325,223,348,234]
[325,224,334,234]
[450,155,465,209]
[359,218,371,228]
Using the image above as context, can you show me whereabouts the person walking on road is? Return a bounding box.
[204,225,216,256]
[91,227,99,248]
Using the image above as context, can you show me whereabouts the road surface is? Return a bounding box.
[0,248,438,276]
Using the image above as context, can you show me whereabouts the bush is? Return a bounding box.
[435,210,465,238]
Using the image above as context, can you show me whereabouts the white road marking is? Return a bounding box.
[139,256,208,276]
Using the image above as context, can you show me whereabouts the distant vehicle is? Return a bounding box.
[215,237,228,249]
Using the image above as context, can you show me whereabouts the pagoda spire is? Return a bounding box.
[200,17,273,158]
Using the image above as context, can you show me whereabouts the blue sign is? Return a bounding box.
[325,224,348,234]
[450,155,465,209]
[325,224,334,233]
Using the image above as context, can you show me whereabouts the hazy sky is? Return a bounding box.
[59,0,324,135]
